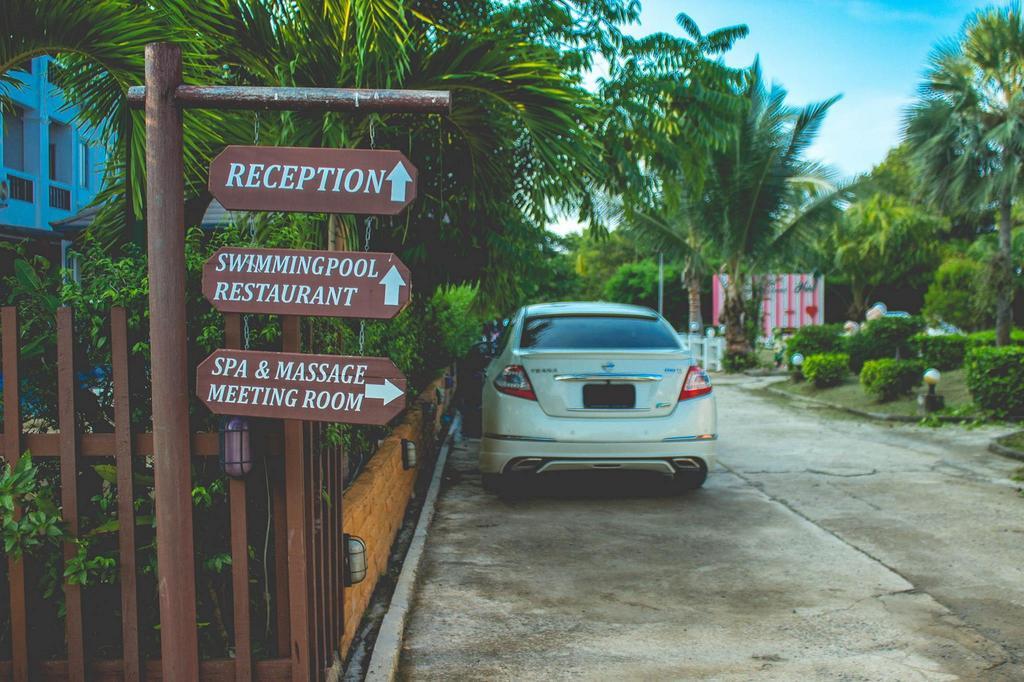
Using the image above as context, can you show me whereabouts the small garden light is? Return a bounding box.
[706,327,716,338]
[921,368,945,413]
[343,534,368,586]
[791,353,805,383]
[689,321,700,333]
[219,416,254,479]
[402,438,417,470]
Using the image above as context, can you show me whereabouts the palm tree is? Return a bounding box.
[705,61,839,358]
[622,178,712,330]
[1,0,617,307]
[903,3,1024,345]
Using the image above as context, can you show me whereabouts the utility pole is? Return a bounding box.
[658,252,664,316]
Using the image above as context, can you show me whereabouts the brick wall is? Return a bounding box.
[340,374,453,657]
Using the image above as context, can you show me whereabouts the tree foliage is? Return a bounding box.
[903,2,1024,344]
[825,192,947,319]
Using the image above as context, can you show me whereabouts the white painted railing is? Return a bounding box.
[679,333,724,372]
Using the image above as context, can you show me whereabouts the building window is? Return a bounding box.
[3,107,26,171]
[49,121,72,184]
[79,142,89,189]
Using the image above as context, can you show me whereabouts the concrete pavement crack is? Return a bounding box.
[806,468,878,477]
[718,461,1020,668]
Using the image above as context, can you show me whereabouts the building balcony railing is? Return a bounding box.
[49,181,72,211]
[6,171,34,203]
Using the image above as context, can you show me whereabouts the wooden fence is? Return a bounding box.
[0,305,356,681]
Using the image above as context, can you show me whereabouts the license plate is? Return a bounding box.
[582,383,635,409]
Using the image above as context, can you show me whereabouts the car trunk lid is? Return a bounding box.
[518,349,690,418]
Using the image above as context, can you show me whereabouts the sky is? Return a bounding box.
[551,0,1000,234]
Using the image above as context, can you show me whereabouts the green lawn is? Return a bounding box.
[1002,431,1024,452]
[773,368,976,418]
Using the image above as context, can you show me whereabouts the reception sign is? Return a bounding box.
[208,146,417,215]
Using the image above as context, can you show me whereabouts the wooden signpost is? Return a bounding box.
[123,41,447,682]
[203,247,411,318]
[197,349,406,425]
[209,145,418,214]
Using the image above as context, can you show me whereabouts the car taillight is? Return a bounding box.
[494,365,537,400]
[679,365,712,401]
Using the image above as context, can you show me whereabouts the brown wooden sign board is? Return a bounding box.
[196,349,406,425]
[208,145,417,215]
[202,247,411,319]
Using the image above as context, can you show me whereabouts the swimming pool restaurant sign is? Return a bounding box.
[203,247,411,318]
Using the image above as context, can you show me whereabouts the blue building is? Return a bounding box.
[1,55,108,273]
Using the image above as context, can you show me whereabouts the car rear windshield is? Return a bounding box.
[519,315,681,350]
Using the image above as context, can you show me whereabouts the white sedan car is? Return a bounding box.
[480,302,716,493]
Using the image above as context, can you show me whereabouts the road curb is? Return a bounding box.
[989,432,1024,462]
[760,383,1006,425]
[762,385,922,423]
[364,412,460,682]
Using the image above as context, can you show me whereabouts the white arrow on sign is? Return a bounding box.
[386,161,413,203]
[364,379,404,406]
[380,265,407,306]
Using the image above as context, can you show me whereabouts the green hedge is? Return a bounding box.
[912,333,968,370]
[843,316,925,373]
[859,358,925,402]
[965,346,1024,416]
[803,353,850,388]
[786,324,844,368]
[966,329,1024,348]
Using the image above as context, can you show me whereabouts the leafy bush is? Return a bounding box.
[786,324,844,368]
[842,316,925,373]
[863,316,925,357]
[922,258,991,330]
[859,358,926,402]
[842,331,874,374]
[723,350,759,373]
[966,328,1024,348]
[802,353,850,388]
[912,333,967,370]
[965,346,1024,416]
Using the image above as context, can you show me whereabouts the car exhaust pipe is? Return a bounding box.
[509,457,545,472]
[672,457,703,470]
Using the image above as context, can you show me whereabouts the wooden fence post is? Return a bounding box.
[111,307,142,682]
[144,42,200,679]
[56,308,86,681]
[282,315,313,680]
[224,314,253,681]
[1,307,29,681]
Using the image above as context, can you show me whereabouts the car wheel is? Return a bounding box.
[668,468,707,493]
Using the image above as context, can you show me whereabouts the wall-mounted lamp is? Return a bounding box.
[402,439,417,470]
[219,416,254,478]
[343,534,367,586]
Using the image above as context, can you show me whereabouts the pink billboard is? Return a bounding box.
[712,273,825,337]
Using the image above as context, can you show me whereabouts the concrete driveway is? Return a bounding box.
[398,378,1024,680]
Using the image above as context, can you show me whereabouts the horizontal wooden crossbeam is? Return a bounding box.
[126,85,451,113]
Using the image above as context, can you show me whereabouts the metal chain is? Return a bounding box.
[357,117,378,356]
[358,215,374,354]
[243,314,251,350]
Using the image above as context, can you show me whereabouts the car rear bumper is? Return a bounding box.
[479,436,716,475]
